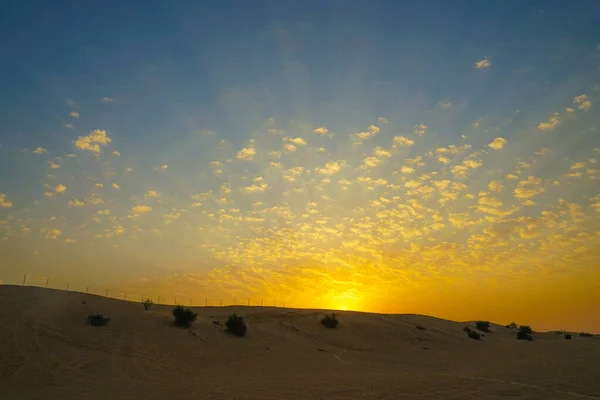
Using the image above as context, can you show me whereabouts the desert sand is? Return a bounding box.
[0,285,598,400]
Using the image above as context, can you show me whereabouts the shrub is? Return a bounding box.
[517,325,533,341]
[226,314,247,337]
[518,325,532,335]
[142,298,153,310]
[87,314,109,327]
[416,325,426,331]
[475,321,491,332]
[505,322,518,329]
[321,313,339,329]
[172,305,197,328]
[579,332,593,337]
[565,334,572,340]
[463,326,481,340]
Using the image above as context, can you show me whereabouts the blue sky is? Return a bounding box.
[1,1,599,331]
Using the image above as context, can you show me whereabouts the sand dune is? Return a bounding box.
[0,285,598,399]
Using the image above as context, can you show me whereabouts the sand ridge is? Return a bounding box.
[1,285,598,399]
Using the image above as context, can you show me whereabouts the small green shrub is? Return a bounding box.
[87,314,109,327]
[172,305,197,328]
[226,314,247,337]
[517,325,533,341]
[321,313,339,329]
[142,298,153,310]
[565,334,572,340]
[475,321,491,332]
[505,322,517,329]
[463,326,481,340]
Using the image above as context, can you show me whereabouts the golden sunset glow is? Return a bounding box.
[1,2,599,335]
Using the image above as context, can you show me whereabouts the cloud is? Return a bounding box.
[440,102,453,109]
[112,151,120,156]
[474,57,492,69]
[0,193,13,208]
[377,117,389,124]
[472,120,481,128]
[130,205,152,217]
[112,183,121,190]
[198,129,216,137]
[313,127,329,135]
[317,161,343,175]
[488,181,504,192]
[392,136,414,146]
[45,228,62,240]
[33,147,48,154]
[537,113,560,130]
[70,111,80,119]
[68,199,85,207]
[361,156,380,169]
[353,125,380,141]
[488,137,508,150]
[55,184,67,193]
[414,124,427,136]
[48,159,61,169]
[374,147,392,158]
[74,129,112,153]
[101,97,114,103]
[451,158,482,178]
[514,176,544,199]
[284,137,307,146]
[574,94,592,111]
[283,143,297,153]
[400,165,415,175]
[154,164,169,171]
[242,182,269,193]
[145,190,159,198]
[236,146,256,160]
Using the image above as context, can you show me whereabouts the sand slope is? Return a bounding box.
[0,285,598,399]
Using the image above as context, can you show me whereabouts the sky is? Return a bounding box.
[1,1,599,332]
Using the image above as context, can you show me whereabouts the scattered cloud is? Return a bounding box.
[317,161,343,175]
[393,136,414,146]
[100,97,114,103]
[488,137,508,150]
[33,147,48,154]
[237,146,256,160]
[353,125,380,141]
[55,184,67,193]
[440,102,453,109]
[74,129,112,153]
[0,193,13,208]
[313,127,329,135]
[68,199,85,207]
[284,137,307,146]
[514,176,544,199]
[112,183,121,190]
[130,205,152,217]
[414,124,427,136]
[574,94,592,111]
[70,111,80,119]
[474,57,492,69]
[537,113,560,130]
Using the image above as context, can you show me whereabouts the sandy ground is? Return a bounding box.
[0,285,598,400]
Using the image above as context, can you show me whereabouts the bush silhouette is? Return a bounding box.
[226,314,247,337]
[416,325,426,331]
[579,332,593,337]
[87,314,109,327]
[565,334,572,340]
[172,305,197,328]
[517,325,533,341]
[475,321,491,332]
[321,313,339,329]
[505,322,518,329]
[142,298,153,310]
[463,326,481,340]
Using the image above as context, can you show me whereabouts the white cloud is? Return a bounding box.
[440,102,453,109]
[283,143,297,153]
[112,151,120,156]
[472,120,481,128]
[488,181,504,192]
[0,193,13,208]
[354,125,380,141]
[112,183,121,190]
[393,136,414,146]
[284,137,307,146]
[313,127,329,135]
[49,160,61,169]
[377,117,389,124]
[317,161,343,175]
[414,124,427,136]
[101,97,114,103]
[145,190,159,198]
[374,147,392,158]
[55,184,67,193]
[574,94,592,111]
[33,147,48,154]
[361,156,380,169]
[198,129,216,137]
[537,113,560,130]
[474,57,492,69]
[154,164,169,171]
[45,228,62,240]
[70,111,80,119]
[488,137,508,150]
[514,176,544,199]
[237,146,256,160]
[242,182,269,193]
[130,205,152,217]
[68,199,85,207]
[74,129,112,153]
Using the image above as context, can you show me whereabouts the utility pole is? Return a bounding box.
[45,278,49,288]
[66,283,69,291]
[86,286,89,293]
[22,274,26,286]
[105,289,108,298]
